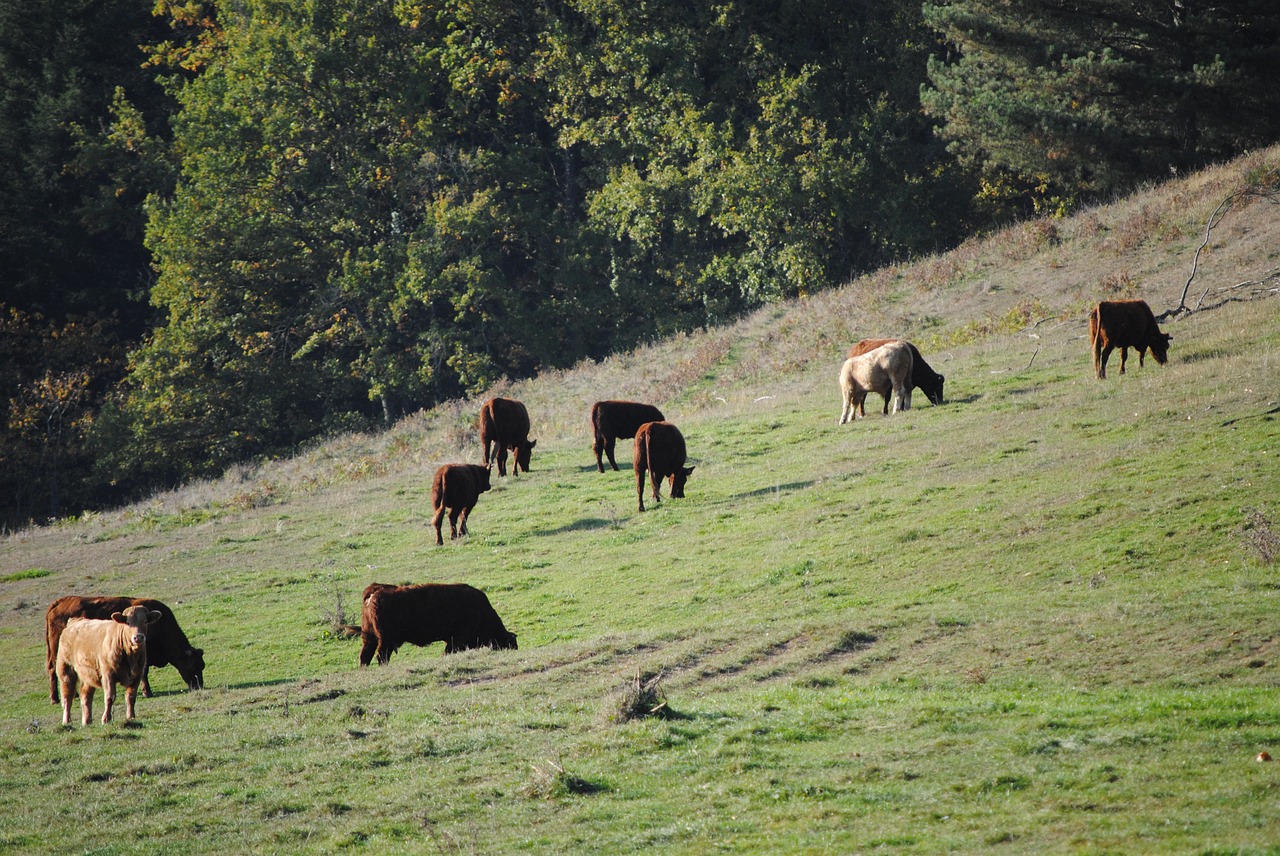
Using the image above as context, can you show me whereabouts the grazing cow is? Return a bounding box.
[46,596,205,704]
[56,605,162,725]
[849,339,945,409]
[479,397,536,477]
[358,582,517,665]
[633,421,695,512]
[1089,299,1172,379]
[591,400,665,472]
[839,341,913,423]
[431,463,492,545]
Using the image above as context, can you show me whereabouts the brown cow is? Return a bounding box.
[849,339,945,409]
[479,397,536,477]
[431,463,492,545]
[591,400,665,472]
[56,605,162,725]
[46,596,205,704]
[633,421,694,512]
[1089,299,1172,379]
[839,341,913,423]
[358,582,517,665]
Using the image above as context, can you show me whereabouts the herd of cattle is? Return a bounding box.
[42,299,1171,725]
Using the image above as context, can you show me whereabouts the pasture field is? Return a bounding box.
[0,152,1278,854]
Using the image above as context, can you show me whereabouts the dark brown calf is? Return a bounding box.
[480,397,536,477]
[358,582,517,665]
[591,400,665,472]
[1089,300,1172,379]
[46,595,205,703]
[431,463,492,545]
[634,421,694,512]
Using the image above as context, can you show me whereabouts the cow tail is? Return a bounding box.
[1088,306,1102,376]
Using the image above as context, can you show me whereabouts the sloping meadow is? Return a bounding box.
[0,151,1277,852]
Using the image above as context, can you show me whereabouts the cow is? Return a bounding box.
[848,339,945,409]
[591,400,665,473]
[479,397,536,477]
[633,421,695,512]
[56,605,162,725]
[838,341,913,424]
[358,582,517,666]
[1089,299,1172,379]
[46,595,205,704]
[431,463,492,545]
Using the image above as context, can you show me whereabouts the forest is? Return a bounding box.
[3,0,1279,527]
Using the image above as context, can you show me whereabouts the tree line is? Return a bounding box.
[3,0,1278,526]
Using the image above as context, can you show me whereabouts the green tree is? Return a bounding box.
[922,0,1280,209]
[543,0,973,325]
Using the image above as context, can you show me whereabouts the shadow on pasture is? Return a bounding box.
[947,394,982,405]
[727,480,814,502]
[217,678,295,692]
[534,518,615,536]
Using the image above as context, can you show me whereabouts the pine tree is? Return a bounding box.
[922,0,1280,206]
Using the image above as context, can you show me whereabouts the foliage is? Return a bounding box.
[922,0,1280,210]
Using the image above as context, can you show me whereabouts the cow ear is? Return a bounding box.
[684,466,696,475]
[529,439,537,449]
[111,612,127,624]
[148,610,163,624]
[1164,333,1173,341]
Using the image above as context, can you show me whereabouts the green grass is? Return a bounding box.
[1,151,1279,854]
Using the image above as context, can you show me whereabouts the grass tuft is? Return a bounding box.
[610,668,672,723]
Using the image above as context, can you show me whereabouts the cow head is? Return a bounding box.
[1149,332,1172,365]
[111,607,161,648]
[478,464,493,492]
[924,374,945,406]
[514,439,536,473]
[175,647,206,690]
[669,465,695,499]
[495,631,518,650]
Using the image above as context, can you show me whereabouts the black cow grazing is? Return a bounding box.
[479,397,536,477]
[431,463,492,545]
[634,421,694,512]
[591,400,665,472]
[358,582,517,665]
[46,596,205,703]
[1089,300,1172,379]
[849,339,945,409]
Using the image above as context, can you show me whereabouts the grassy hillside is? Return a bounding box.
[1,149,1277,854]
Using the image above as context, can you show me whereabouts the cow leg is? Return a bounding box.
[140,666,152,698]
[376,641,392,665]
[50,666,59,706]
[1097,344,1113,379]
[593,435,606,473]
[605,438,619,471]
[101,682,115,724]
[482,437,492,467]
[124,684,138,721]
[496,445,507,477]
[359,632,378,667]
[650,468,664,506]
[59,673,76,725]
[458,503,473,537]
[636,468,647,512]
[449,507,462,539]
[81,686,95,726]
[432,505,446,545]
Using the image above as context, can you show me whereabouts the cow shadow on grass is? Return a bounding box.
[726,481,814,503]
[534,518,616,537]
